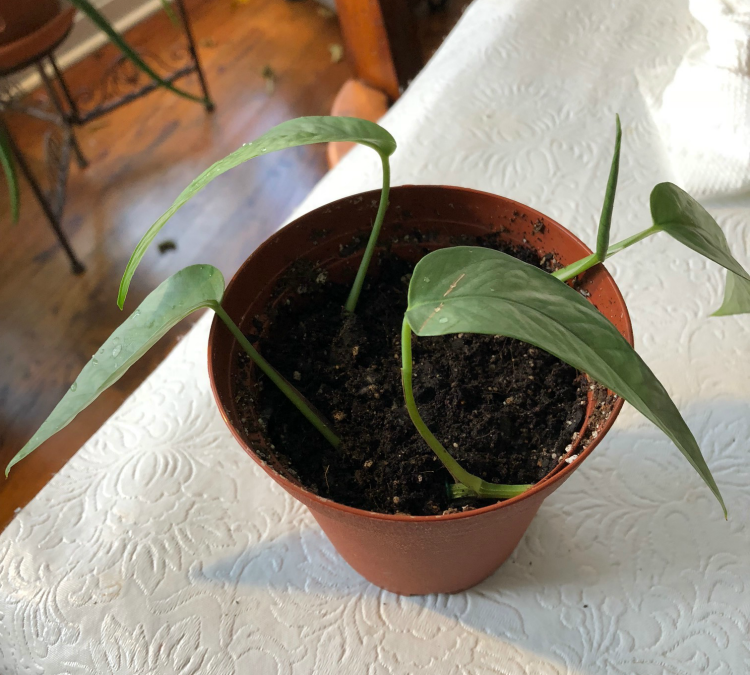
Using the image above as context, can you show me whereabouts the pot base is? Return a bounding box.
[305,493,543,595]
[209,185,632,595]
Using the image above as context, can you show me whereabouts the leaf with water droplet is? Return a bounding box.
[118,116,396,309]
[6,265,225,475]
[405,246,725,516]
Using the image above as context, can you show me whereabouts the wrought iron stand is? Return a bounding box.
[0,0,213,273]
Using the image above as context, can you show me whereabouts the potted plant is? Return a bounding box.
[7,115,749,595]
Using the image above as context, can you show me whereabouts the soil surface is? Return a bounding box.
[233,233,589,516]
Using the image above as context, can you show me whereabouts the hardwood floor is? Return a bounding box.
[0,0,467,530]
[0,0,351,528]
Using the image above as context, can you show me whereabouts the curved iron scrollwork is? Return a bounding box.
[56,0,213,125]
[70,44,196,119]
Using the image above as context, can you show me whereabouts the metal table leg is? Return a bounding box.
[36,61,88,169]
[1,116,85,274]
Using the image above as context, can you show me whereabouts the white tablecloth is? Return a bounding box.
[2,0,749,672]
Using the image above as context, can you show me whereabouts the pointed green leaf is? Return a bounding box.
[0,123,19,223]
[651,182,750,282]
[406,247,726,516]
[69,0,203,103]
[595,114,621,261]
[118,116,396,309]
[713,271,750,316]
[6,265,224,475]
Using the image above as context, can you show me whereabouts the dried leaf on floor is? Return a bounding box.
[329,43,344,63]
[261,65,276,94]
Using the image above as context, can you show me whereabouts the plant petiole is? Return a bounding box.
[344,153,391,312]
[448,481,531,501]
[213,304,341,449]
[553,225,661,283]
[0,122,18,223]
[401,317,532,500]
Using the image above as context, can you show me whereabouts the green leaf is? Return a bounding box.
[713,271,750,316]
[0,123,19,223]
[118,116,396,309]
[6,265,224,475]
[69,0,203,103]
[595,114,621,261]
[406,246,726,516]
[651,182,750,282]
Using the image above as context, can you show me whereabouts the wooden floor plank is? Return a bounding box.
[0,0,467,530]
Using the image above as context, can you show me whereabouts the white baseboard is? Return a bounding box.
[15,0,164,93]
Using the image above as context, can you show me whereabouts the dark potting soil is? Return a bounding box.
[233,233,589,516]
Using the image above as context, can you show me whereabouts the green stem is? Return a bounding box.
[553,225,661,283]
[449,482,530,500]
[213,304,341,448]
[401,317,532,499]
[0,122,19,223]
[344,154,391,313]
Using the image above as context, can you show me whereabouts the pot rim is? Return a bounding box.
[208,184,633,524]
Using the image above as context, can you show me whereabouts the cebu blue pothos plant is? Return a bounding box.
[6,115,750,520]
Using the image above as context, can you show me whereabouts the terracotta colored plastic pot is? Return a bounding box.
[0,2,74,74]
[0,0,60,46]
[208,185,633,595]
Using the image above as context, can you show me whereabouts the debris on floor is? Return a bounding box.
[261,65,276,94]
[329,43,344,63]
[157,240,177,254]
